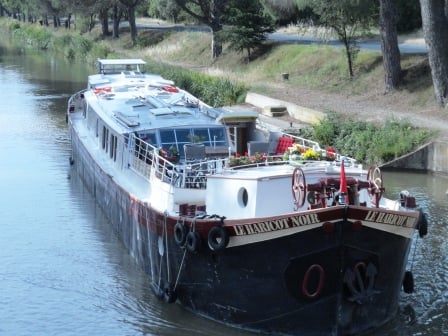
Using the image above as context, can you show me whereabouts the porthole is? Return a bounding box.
[238,187,249,207]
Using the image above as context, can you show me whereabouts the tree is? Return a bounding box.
[297,0,377,79]
[379,0,401,92]
[419,0,448,107]
[220,0,274,61]
[119,0,142,44]
[263,0,299,25]
[396,0,421,32]
[112,2,126,38]
[173,0,227,58]
[149,0,182,22]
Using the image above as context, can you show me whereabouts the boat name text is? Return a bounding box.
[364,211,412,227]
[233,213,320,236]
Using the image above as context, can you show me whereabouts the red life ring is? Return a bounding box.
[93,87,112,94]
[302,264,324,299]
[162,85,179,93]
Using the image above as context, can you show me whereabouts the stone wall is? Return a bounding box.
[382,140,448,174]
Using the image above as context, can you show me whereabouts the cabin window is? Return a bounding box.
[238,188,249,207]
[102,126,109,152]
[138,132,157,145]
[158,127,228,158]
[176,128,191,143]
[191,128,208,144]
[110,134,117,161]
[160,129,176,144]
[160,128,191,157]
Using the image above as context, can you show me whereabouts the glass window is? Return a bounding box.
[156,126,228,158]
[193,128,209,145]
[102,126,109,151]
[110,134,117,161]
[138,132,157,146]
[209,127,227,146]
[160,129,176,144]
[175,128,191,144]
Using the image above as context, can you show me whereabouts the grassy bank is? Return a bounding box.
[0,18,435,165]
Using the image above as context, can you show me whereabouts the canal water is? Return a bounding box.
[0,46,447,336]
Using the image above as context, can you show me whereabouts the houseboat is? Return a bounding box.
[67,59,427,335]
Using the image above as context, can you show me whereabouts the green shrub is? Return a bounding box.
[144,61,247,106]
[11,24,52,49]
[309,111,434,164]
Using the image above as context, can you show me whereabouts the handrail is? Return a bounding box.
[127,133,227,189]
[255,118,357,164]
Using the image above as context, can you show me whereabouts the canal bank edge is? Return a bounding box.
[245,92,325,125]
[244,92,448,174]
[380,140,448,174]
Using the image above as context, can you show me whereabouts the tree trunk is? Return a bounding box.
[128,6,138,45]
[66,14,72,29]
[100,8,109,38]
[112,5,121,38]
[419,0,448,107]
[210,1,223,58]
[89,14,95,32]
[211,30,222,58]
[344,42,354,78]
[380,0,401,92]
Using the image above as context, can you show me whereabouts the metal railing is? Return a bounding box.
[128,134,227,189]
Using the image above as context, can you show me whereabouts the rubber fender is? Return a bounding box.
[403,271,414,294]
[174,222,187,247]
[208,226,229,251]
[186,231,201,253]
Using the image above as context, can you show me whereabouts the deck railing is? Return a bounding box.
[128,134,227,189]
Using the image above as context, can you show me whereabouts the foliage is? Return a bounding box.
[11,23,52,49]
[74,16,93,34]
[307,111,435,165]
[262,0,299,25]
[396,0,421,33]
[173,0,227,57]
[148,0,184,22]
[143,61,247,106]
[296,0,377,78]
[219,0,275,60]
[228,152,269,167]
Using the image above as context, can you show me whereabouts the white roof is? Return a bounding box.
[98,59,146,65]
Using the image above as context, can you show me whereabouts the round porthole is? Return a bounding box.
[238,187,249,207]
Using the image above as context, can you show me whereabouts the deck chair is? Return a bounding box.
[184,143,206,162]
[183,143,207,189]
[275,136,294,155]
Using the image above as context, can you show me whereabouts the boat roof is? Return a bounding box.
[98,58,146,65]
[85,65,231,134]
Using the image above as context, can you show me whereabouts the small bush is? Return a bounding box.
[145,61,247,106]
[309,111,434,164]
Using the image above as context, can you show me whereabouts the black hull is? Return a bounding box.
[70,131,413,336]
